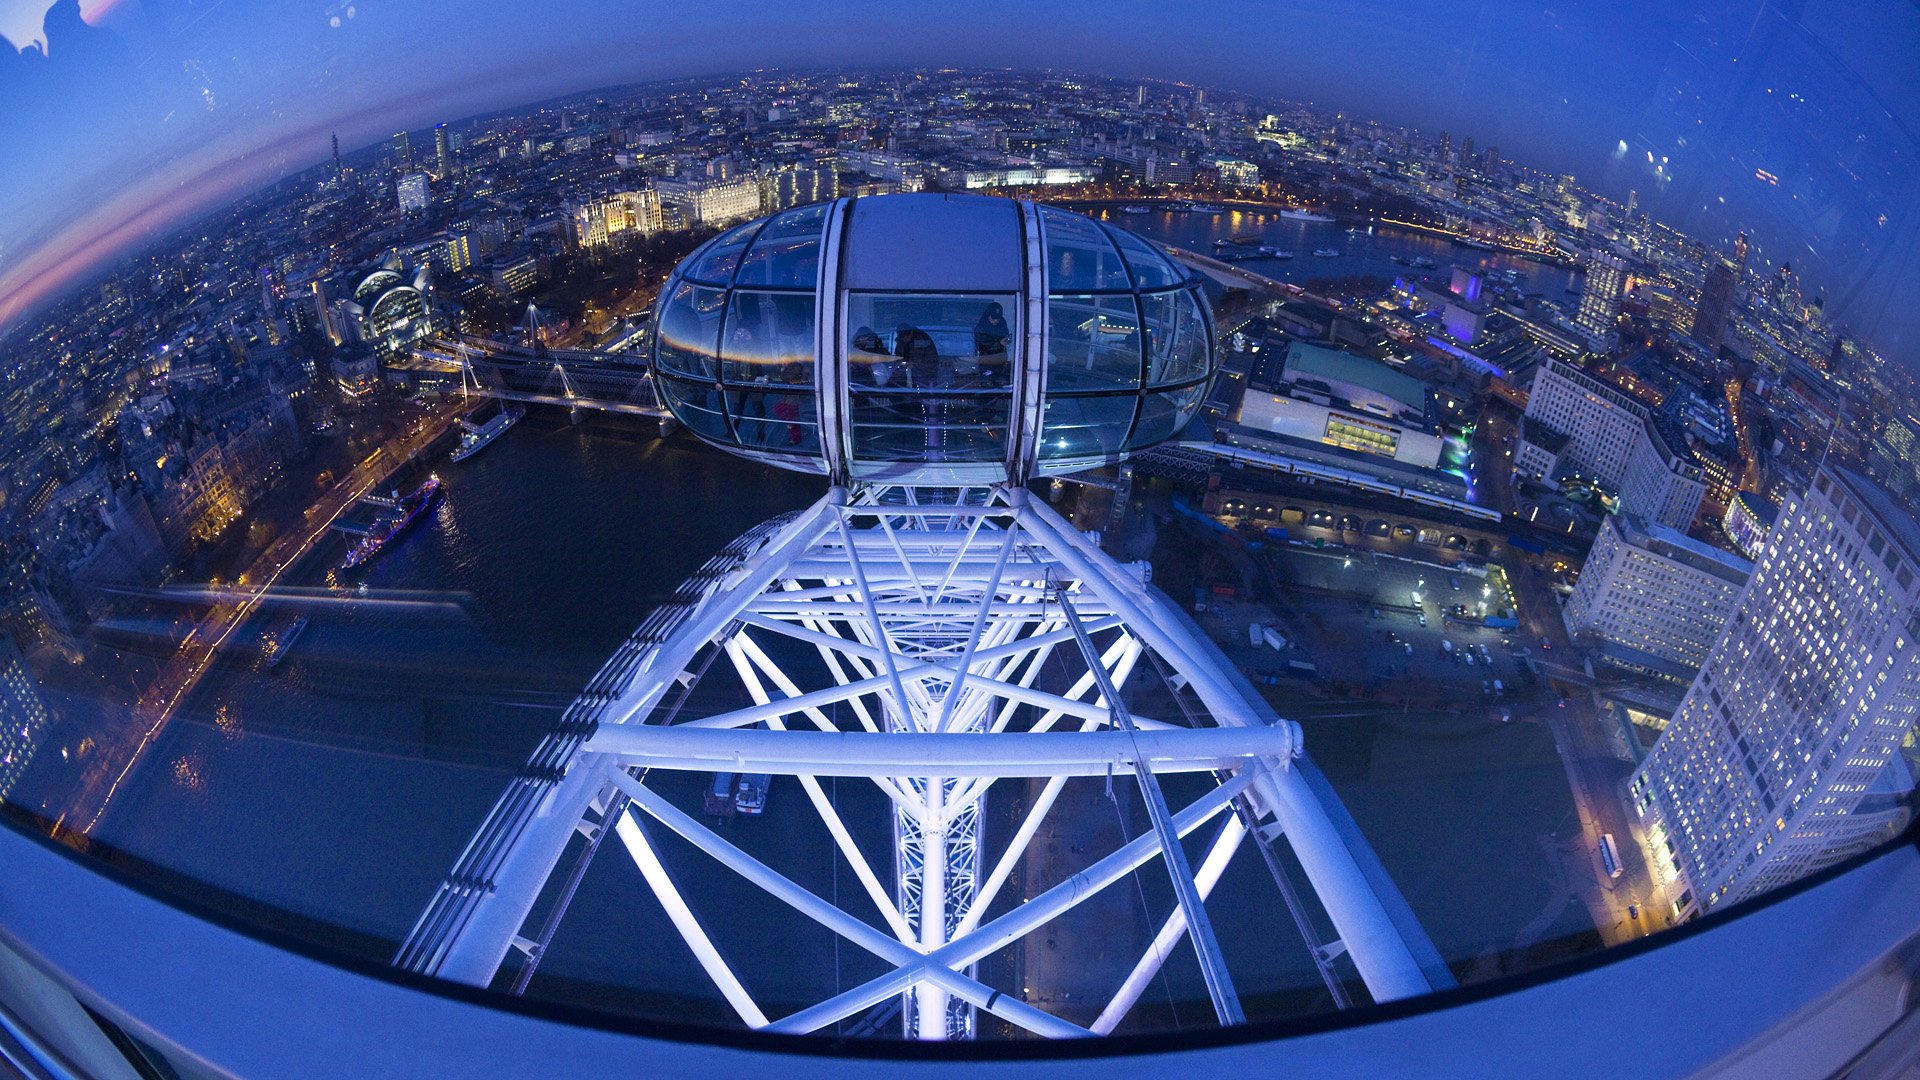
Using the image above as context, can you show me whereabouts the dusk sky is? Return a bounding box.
[2,0,1917,357]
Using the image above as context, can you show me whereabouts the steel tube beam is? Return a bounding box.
[604,770,1088,1039]
[1058,591,1244,1027]
[765,768,1257,1035]
[612,810,770,1028]
[1092,815,1246,1035]
[581,725,1297,777]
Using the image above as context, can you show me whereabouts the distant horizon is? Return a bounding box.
[3,0,1917,360]
[0,65,1857,334]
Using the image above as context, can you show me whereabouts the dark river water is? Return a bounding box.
[1092,206,1581,301]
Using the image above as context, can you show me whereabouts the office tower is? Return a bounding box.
[1732,231,1749,268]
[1135,84,1146,106]
[435,124,453,180]
[1691,257,1737,353]
[1519,358,1705,530]
[1438,131,1452,164]
[0,636,51,802]
[1630,466,1920,916]
[1625,190,1638,218]
[1564,513,1751,674]
[332,132,342,176]
[1574,249,1628,344]
[392,130,412,169]
[398,172,430,214]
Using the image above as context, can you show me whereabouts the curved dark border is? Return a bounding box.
[4,792,1917,1062]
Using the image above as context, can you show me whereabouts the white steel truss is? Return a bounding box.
[397,483,1438,1039]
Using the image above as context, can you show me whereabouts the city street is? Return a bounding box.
[1495,530,1668,941]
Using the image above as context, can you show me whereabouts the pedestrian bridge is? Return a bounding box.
[407,336,673,422]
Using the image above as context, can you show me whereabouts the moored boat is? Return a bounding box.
[340,476,442,572]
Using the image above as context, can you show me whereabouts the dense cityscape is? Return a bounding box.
[1,65,1918,1030]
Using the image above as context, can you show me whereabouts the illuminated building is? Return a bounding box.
[654,175,762,227]
[1573,249,1627,345]
[950,166,1099,190]
[434,123,453,180]
[0,636,51,802]
[1232,342,1442,469]
[1630,467,1920,917]
[564,190,663,249]
[392,130,411,169]
[489,253,542,296]
[345,265,435,360]
[1520,358,1705,530]
[397,173,430,215]
[1722,491,1778,560]
[757,158,839,212]
[1212,158,1260,189]
[436,232,471,275]
[1564,513,1750,675]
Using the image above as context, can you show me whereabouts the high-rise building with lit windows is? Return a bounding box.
[397,172,430,215]
[0,637,51,802]
[1564,513,1750,675]
[1630,466,1920,917]
[434,123,453,180]
[1574,249,1628,344]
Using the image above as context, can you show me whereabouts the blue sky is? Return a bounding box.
[2,0,1916,359]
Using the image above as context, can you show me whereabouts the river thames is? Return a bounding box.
[1091,205,1582,301]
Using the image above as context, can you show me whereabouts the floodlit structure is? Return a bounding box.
[397,194,1443,1040]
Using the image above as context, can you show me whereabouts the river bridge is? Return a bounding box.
[404,333,675,429]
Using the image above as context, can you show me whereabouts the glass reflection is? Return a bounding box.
[1040,394,1138,459]
[726,389,820,454]
[655,282,727,378]
[1041,207,1131,291]
[1048,294,1144,390]
[1127,383,1208,449]
[685,221,764,284]
[719,291,815,383]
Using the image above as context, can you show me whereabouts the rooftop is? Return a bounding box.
[1282,341,1428,414]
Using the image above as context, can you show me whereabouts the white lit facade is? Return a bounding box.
[1564,513,1750,672]
[1521,358,1705,530]
[1629,467,1920,916]
[1574,249,1627,344]
[656,176,763,227]
[397,172,430,215]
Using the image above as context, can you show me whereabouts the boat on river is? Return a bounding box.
[340,476,442,572]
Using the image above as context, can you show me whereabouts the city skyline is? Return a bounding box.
[2,0,1918,360]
